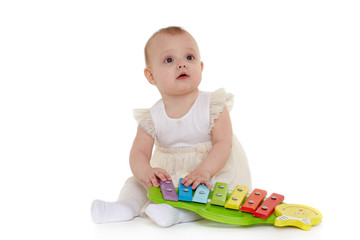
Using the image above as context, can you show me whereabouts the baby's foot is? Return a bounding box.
[145,203,202,227]
[91,199,139,224]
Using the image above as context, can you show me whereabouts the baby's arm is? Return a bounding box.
[181,107,232,190]
[129,126,171,188]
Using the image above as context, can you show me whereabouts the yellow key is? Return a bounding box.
[224,185,249,210]
[274,204,322,231]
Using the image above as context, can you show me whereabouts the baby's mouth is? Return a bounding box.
[177,73,189,79]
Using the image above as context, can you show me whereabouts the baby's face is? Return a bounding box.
[145,32,203,96]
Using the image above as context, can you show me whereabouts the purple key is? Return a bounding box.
[159,179,178,201]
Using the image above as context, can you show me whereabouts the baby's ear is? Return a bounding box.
[144,67,156,85]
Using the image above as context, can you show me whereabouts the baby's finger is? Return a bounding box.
[183,176,195,187]
[191,179,202,190]
[163,171,172,180]
[155,172,167,182]
[204,180,212,190]
[150,175,159,187]
[181,176,188,185]
[181,175,190,185]
[160,170,172,181]
[145,179,152,188]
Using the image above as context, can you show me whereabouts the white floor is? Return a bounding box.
[91,216,325,240]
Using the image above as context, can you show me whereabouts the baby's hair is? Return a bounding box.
[144,26,188,67]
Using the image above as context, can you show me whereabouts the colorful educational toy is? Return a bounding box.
[178,178,193,202]
[159,179,178,201]
[147,179,322,230]
[253,193,284,219]
[274,204,322,231]
[240,188,267,213]
[224,185,248,210]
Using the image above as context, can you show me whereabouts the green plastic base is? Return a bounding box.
[147,187,278,226]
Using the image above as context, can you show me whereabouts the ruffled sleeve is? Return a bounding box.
[209,89,234,132]
[133,109,156,139]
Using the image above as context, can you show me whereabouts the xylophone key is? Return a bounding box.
[178,178,193,202]
[193,184,211,204]
[240,188,267,213]
[159,179,178,201]
[253,193,284,219]
[210,182,228,206]
[224,185,249,210]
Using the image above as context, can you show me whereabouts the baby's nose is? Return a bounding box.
[178,64,186,68]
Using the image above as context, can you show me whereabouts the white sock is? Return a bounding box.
[145,204,203,227]
[91,199,139,224]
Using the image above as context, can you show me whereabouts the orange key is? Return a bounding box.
[240,188,267,213]
[253,193,284,219]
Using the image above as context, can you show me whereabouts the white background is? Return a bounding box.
[1,0,359,239]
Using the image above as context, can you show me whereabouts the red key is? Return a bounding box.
[253,193,284,219]
[240,188,267,213]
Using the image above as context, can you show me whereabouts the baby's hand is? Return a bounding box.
[181,168,212,190]
[141,167,171,188]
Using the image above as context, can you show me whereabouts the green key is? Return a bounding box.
[210,182,229,206]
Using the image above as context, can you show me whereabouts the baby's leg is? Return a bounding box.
[145,204,203,227]
[91,177,148,224]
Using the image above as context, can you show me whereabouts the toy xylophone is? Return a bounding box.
[147,179,322,231]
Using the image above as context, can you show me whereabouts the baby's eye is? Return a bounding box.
[187,55,194,60]
[164,58,174,63]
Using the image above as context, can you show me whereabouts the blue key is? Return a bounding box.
[192,184,211,204]
[178,178,193,202]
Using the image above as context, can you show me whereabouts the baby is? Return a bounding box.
[91,26,252,227]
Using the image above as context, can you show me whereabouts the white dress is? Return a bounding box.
[133,89,252,191]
